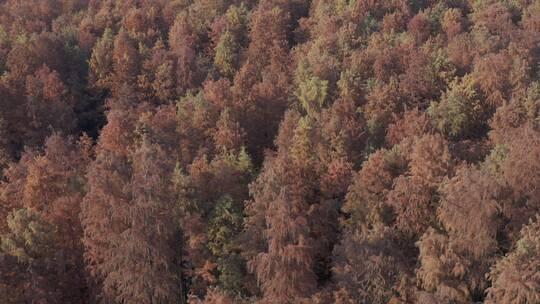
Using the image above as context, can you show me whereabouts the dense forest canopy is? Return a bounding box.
[0,0,540,303]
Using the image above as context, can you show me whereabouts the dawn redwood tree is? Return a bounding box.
[335,143,411,303]
[214,30,240,79]
[332,225,404,304]
[111,137,181,303]
[486,215,540,304]
[230,1,294,164]
[428,75,488,140]
[80,81,140,301]
[0,208,61,303]
[82,120,182,302]
[250,186,317,303]
[89,28,115,91]
[112,29,140,92]
[341,146,408,229]
[140,40,178,104]
[386,134,453,239]
[245,107,346,302]
[16,65,76,149]
[320,97,367,165]
[417,165,505,303]
[207,195,246,294]
[493,124,540,241]
[81,140,133,302]
[2,1,540,302]
[168,12,202,96]
[386,109,432,147]
[176,92,220,166]
[0,133,91,302]
[213,107,246,154]
[175,149,254,297]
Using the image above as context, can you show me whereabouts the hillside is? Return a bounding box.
[0,1,539,303]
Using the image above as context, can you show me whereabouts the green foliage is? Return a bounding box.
[214,30,240,78]
[296,75,328,117]
[225,3,250,42]
[226,4,249,27]
[483,144,509,176]
[428,75,485,140]
[523,82,540,123]
[208,196,243,258]
[89,28,115,90]
[0,26,6,43]
[290,116,317,167]
[1,208,56,267]
[360,13,381,38]
[207,196,246,293]
[235,147,253,175]
[14,32,29,45]
[177,92,213,124]
[430,49,457,86]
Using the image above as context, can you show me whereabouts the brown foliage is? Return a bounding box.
[2,1,540,302]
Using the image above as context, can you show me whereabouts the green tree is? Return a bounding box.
[428,75,487,140]
[214,30,240,78]
[1,208,61,303]
[89,28,115,90]
[296,75,329,118]
[207,195,246,293]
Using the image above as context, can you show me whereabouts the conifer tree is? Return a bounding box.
[89,28,115,91]
[250,186,316,303]
[111,137,181,303]
[486,216,540,304]
[0,208,61,303]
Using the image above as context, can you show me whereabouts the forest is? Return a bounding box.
[0,0,539,303]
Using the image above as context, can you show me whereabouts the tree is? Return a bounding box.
[81,81,136,301]
[144,40,178,103]
[386,134,453,238]
[333,225,404,304]
[83,133,181,303]
[442,8,464,39]
[22,65,76,148]
[0,133,91,302]
[207,196,246,293]
[168,12,202,96]
[486,215,540,304]
[214,30,240,78]
[97,83,138,156]
[321,97,366,165]
[496,124,540,241]
[437,165,504,259]
[245,105,350,301]
[416,164,505,303]
[342,146,408,228]
[295,75,328,118]
[250,187,317,303]
[176,92,219,166]
[174,148,253,298]
[213,108,246,154]
[89,28,115,91]
[386,109,431,147]
[81,145,133,303]
[472,51,513,107]
[112,29,140,91]
[408,12,432,45]
[428,75,488,140]
[0,208,61,303]
[110,138,181,303]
